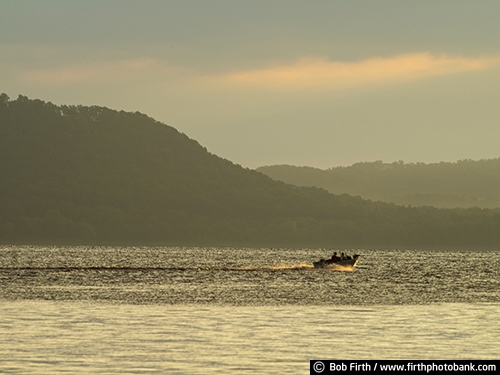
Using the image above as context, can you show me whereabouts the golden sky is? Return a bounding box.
[2,1,500,168]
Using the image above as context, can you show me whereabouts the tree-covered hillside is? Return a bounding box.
[257,160,500,209]
[2,94,500,248]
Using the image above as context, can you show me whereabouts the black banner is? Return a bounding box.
[310,360,498,374]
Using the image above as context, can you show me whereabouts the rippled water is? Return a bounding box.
[1,246,499,373]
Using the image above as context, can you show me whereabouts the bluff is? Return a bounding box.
[1,94,500,247]
[257,160,500,209]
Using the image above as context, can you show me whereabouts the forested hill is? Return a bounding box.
[257,160,500,209]
[2,94,500,248]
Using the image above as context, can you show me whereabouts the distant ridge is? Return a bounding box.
[2,93,500,248]
[257,159,500,209]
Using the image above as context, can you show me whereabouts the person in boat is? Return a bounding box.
[330,252,340,263]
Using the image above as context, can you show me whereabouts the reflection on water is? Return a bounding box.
[1,246,499,305]
[1,246,499,373]
[1,301,499,374]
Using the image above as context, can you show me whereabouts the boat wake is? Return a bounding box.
[0,262,356,272]
[236,262,314,271]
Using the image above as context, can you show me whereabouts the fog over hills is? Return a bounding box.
[2,94,500,248]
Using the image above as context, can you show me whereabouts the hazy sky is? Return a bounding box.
[2,1,500,168]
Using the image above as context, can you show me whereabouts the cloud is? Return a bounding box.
[20,58,181,85]
[16,52,500,96]
[203,53,500,91]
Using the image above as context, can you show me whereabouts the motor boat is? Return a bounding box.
[313,254,360,270]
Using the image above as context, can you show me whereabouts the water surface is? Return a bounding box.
[1,246,499,374]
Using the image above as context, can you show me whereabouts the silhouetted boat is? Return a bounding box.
[313,254,360,270]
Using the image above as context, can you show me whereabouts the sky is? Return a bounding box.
[2,0,500,169]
